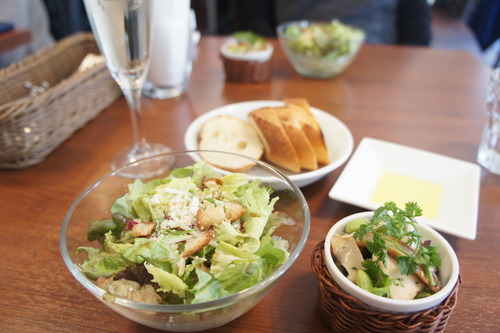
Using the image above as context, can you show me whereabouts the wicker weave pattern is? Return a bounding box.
[0,33,121,169]
[311,241,459,333]
[221,56,271,83]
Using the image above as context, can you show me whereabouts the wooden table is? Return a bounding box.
[1,37,498,332]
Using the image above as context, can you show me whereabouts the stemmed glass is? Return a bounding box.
[83,0,173,178]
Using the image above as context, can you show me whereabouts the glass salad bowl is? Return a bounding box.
[60,150,310,332]
[277,20,365,79]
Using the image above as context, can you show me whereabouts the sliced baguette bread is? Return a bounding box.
[284,98,330,165]
[198,115,264,172]
[248,107,301,173]
[274,107,318,170]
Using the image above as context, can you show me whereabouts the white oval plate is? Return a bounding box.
[184,100,354,187]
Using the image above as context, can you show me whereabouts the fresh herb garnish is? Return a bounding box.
[353,202,442,287]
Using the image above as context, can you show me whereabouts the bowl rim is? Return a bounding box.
[323,211,460,313]
[276,19,365,40]
[60,149,310,313]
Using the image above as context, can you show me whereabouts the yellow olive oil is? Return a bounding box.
[370,171,442,219]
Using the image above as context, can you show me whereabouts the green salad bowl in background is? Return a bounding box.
[277,20,365,79]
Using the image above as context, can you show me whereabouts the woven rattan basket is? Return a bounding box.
[0,32,121,169]
[312,241,460,333]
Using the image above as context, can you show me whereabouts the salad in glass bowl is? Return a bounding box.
[277,19,365,79]
[60,151,309,331]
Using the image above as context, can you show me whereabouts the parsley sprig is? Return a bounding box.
[353,202,442,288]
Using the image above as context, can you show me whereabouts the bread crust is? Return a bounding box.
[274,107,318,170]
[248,108,301,173]
[284,98,330,165]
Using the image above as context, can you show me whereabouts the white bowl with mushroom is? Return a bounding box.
[324,209,459,313]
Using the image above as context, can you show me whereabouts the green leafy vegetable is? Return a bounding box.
[87,218,121,241]
[353,202,442,288]
[76,161,291,304]
[76,246,129,280]
[283,19,364,59]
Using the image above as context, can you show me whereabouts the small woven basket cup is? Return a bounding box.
[312,241,460,333]
[221,56,272,83]
[0,32,121,169]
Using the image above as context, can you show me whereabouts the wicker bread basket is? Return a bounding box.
[0,32,121,169]
[312,241,460,333]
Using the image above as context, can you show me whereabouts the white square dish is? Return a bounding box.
[329,137,481,239]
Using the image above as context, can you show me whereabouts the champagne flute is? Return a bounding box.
[83,0,173,178]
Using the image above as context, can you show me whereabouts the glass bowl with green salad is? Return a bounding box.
[323,202,459,314]
[277,20,365,79]
[60,150,310,332]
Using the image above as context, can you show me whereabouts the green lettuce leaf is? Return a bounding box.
[189,268,231,303]
[219,173,251,201]
[76,246,129,280]
[192,160,222,186]
[255,225,289,267]
[210,241,268,293]
[145,263,188,298]
[104,233,179,272]
[111,179,152,218]
[103,232,134,253]
[87,218,121,242]
[234,180,278,252]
